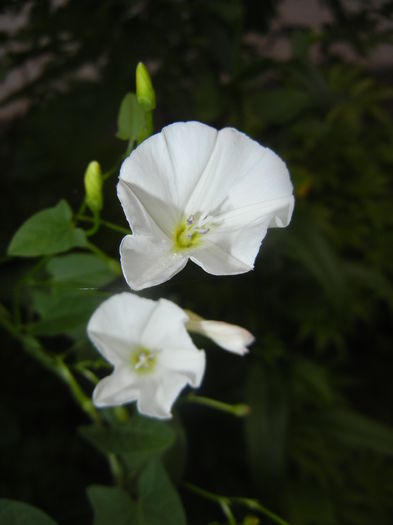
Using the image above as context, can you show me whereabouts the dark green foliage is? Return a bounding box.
[0,500,58,525]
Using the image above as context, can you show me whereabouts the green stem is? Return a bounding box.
[86,241,122,275]
[232,498,290,525]
[76,214,130,235]
[185,483,290,525]
[0,308,126,485]
[56,357,101,424]
[185,483,237,525]
[85,211,101,237]
[186,393,250,417]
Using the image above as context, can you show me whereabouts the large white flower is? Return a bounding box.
[117,121,294,290]
[87,293,206,419]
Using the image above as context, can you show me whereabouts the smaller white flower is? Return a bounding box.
[87,293,206,419]
[186,310,255,355]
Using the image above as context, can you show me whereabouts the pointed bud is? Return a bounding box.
[84,161,103,213]
[186,310,255,355]
[136,62,156,112]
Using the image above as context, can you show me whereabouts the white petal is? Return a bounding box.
[191,197,294,273]
[215,195,295,232]
[190,239,253,275]
[87,293,157,365]
[159,347,206,387]
[118,122,218,227]
[187,318,254,355]
[120,234,187,290]
[136,373,188,419]
[140,298,194,350]
[92,365,139,407]
[117,178,173,238]
[219,144,294,220]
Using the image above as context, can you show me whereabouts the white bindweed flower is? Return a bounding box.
[186,310,255,355]
[87,293,205,419]
[117,121,294,290]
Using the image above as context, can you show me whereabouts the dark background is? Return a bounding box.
[1,1,393,524]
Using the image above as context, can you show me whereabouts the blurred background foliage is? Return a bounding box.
[1,0,393,524]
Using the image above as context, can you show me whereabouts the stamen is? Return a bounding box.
[174,212,215,250]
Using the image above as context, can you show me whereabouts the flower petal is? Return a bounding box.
[120,234,187,290]
[136,373,187,419]
[87,293,158,365]
[190,239,253,275]
[140,299,193,350]
[118,122,219,231]
[185,128,293,219]
[92,365,139,407]
[192,198,294,272]
[117,178,173,238]
[159,348,206,388]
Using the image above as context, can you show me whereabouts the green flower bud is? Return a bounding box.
[84,161,103,213]
[136,62,156,111]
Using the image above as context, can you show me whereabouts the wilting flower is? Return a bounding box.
[87,293,205,419]
[117,121,294,290]
[186,310,254,355]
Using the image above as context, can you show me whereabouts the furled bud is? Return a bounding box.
[186,310,255,355]
[136,62,156,112]
[84,161,103,213]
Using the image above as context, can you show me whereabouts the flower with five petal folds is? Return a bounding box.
[87,293,205,419]
[117,121,294,290]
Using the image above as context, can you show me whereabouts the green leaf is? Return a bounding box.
[321,408,393,456]
[29,289,105,337]
[137,459,187,525]
[7,200,87,257]
[80,415,175,468]
[116,92,146,143]
[46,253,118,287]
[0,499,58,525]
[87,485,138,525]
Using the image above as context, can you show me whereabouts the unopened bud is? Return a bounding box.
[84,161,103,213]
[186,310,255,355]
[136,62,156,111]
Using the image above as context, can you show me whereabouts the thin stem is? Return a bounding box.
[185,483,237,525]
[76,214,129,235]
[186,393,250,417]
[56,357,101,424]
[185,483,290,525]
[85,211,101,237]
[232,498,290,525]
[0,308,125,485]
[86,242,122,275]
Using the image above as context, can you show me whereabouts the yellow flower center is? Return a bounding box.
[173,213,211,251]
[130,347,156,374]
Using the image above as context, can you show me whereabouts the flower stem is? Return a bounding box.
[76,214,130,235]
[186,393,250,417]
[185,482,237,525]
[185,482,290,525]
[0,307,126,484]
[86,241,122,275]
[231,498,290,525]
